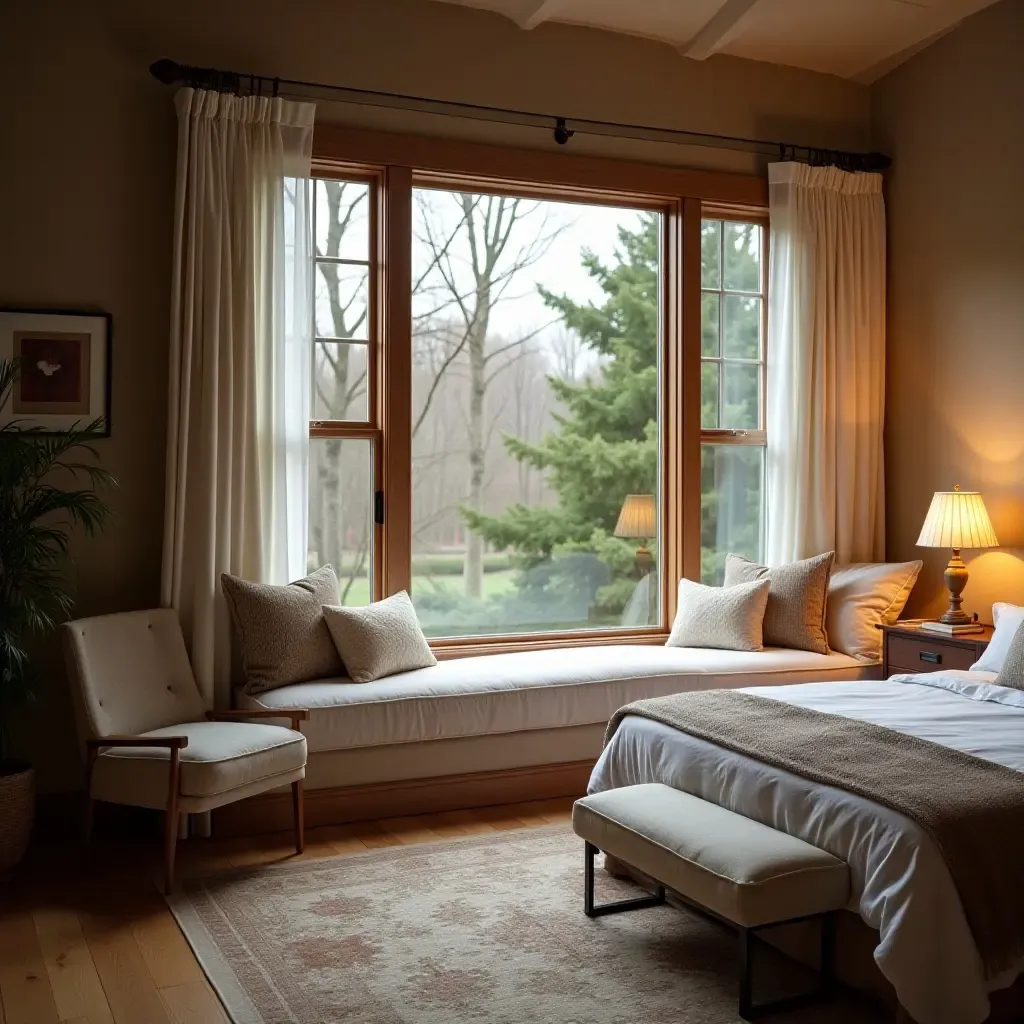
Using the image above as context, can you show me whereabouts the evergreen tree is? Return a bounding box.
[464,214,659,618]
[465,213,762,620]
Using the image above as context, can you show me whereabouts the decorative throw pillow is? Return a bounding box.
[973,603,1024,674]
[827,561,923,662]
[723,551,835,655]
[994,622,1024,690]
[666,577,771,652]
[322,591,437,683]
[221,565,346,694]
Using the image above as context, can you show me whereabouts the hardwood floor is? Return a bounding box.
[0,798,575,1024]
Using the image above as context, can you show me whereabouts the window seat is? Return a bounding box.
[237,645,877,786]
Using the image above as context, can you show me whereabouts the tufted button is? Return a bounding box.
[97,700,103,707]
[167,686,173,693]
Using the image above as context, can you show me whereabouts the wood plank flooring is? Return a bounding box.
[0,798,574,1024]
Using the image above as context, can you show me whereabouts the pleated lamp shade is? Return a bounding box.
[916,487,998,550]
[614,494,656,540]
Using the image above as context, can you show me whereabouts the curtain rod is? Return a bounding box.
[150,58,891,173]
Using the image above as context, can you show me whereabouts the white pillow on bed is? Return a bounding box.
[972,603,1024,674]
[826,561,923,663]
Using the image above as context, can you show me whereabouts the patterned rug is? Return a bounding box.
[167,826,880,1023]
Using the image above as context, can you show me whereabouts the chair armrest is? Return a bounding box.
[87,735,189,750]
[205,708,310,731]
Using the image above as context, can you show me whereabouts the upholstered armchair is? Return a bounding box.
[62,608,309,890]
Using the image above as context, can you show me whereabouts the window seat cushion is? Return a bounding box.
[237,644,876,754]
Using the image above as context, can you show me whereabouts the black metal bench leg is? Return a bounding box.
[820,910,837,996]
[583,841,665,918]
[739,927,754,1019]
[738,912,839,1020]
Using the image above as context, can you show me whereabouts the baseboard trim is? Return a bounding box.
[213,759,594,838]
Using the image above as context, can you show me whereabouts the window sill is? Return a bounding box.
[431,630,670,661]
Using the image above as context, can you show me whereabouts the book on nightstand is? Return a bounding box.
[919,621,986,636]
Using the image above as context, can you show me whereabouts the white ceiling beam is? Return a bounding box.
[680,0,764,60]
[516,0,567,30]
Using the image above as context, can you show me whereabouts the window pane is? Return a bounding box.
[701,292,720,356]
[313,342,368,421]
[701,361,719,429]
[315,264,368,340]
[723,221,761,292]
[410,188,661,638]
[701,220,721,288]
[722,362,760,430]
[723,294,761,359]
[315,179,369,262]
[701,445,764,585]
[307,439,373,605]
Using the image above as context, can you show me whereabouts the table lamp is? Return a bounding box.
[614,494,656,576]
[916,485,998,631]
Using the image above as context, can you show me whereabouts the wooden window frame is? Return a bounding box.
[697,209,770,575]
[310,126,768,656]
[698,207,770,449]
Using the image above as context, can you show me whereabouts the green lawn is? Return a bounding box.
[336,568,518,607]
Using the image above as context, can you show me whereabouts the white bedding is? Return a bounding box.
[589,671,1024,1024]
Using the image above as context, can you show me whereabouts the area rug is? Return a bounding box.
[167,826,877,1023]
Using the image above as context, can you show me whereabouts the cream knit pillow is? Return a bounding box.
[666,577,771,652]
[724,551,834,655]
[322,591,437,683]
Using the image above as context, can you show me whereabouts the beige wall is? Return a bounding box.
[872,0,1024,621]
[1,0,870,792]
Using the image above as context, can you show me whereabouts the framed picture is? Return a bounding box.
[0,308,112,434]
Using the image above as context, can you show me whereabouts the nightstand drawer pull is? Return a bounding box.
[919,651,941,665]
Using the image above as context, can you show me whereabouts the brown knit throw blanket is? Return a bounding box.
[605,689,1024,978]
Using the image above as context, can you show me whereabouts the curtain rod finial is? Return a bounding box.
[150,59,183,85]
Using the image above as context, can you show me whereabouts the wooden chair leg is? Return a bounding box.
[292,779,304,855]
[84,747,97,847]
[164,748,182,893]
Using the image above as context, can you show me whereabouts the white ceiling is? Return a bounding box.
[430,0,999,82]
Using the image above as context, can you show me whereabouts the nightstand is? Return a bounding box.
[881,622,994,678]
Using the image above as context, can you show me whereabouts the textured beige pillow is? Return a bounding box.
[827,561,923,662]
[322,591,437,683]
[221,565,345,694]
[666,577,771,652]
[723,552,834,655]
[995,623,1024,691]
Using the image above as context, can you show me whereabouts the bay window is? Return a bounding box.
[306,134,767,651]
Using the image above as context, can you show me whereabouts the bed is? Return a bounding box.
[589,670,1024,1024]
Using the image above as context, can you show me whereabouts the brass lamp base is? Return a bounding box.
[634,544,654,578]
[939,548,972,626]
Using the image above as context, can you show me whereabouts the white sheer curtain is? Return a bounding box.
[765,162,886,567]
[161,88,314,707]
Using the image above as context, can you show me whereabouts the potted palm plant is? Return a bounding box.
[0,358,114,875]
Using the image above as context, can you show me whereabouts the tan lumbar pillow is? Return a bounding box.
[666,577,771,652]
[723,551,835,655]
[322,590,437,683]
[221,565,346,694]
[827,561,923,662]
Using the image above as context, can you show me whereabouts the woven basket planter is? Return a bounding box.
[0,761,34,876]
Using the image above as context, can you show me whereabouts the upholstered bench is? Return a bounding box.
[572,783,850,1019]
